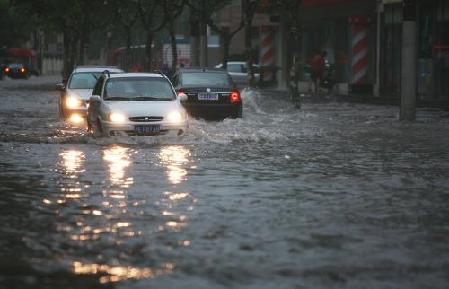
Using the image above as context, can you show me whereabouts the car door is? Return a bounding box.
[227,63,246,84]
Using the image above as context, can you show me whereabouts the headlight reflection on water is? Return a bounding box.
[103,146,134,188]
[159,146,191,185]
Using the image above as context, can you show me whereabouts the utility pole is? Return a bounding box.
[400,0,417,120]
[374,0,383,97]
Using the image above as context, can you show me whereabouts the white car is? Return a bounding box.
[57,66,124,123]
[87,72,188,137]
[215,61,260,84]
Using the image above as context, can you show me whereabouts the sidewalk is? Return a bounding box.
[257,85,449,109]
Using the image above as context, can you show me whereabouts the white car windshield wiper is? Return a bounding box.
[134,96,171,101]
[104,96,131,101]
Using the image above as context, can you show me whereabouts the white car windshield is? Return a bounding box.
[104,77,175,101]
[68,73,101,89]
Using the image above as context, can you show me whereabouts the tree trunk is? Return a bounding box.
[244,18,255,87]
[169,23,178,73]
[287,4,302,108]
[199,22,208,67]
[145,31,154,71]
[62,30,72,80]
[190,19,200,67]
[222,32,231,69]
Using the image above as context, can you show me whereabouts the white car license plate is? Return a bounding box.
[198,92,219,101]
[134,125,160,134]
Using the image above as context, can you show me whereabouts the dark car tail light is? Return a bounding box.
[4,67,10,73]
[230,90,241,104]
[20,67,26,73]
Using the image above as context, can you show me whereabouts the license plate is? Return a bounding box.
[198,92,219,101]
[134,125,160,134]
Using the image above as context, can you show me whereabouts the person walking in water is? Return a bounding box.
[310,50,327,94]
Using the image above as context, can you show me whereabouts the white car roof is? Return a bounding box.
[108,73,165,79]
[73,66,124,73]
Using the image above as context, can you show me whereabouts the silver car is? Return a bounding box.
[57,66,124,123]
[215,61,260,85]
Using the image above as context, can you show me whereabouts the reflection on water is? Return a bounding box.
[60,150,85,175]
[159,146,190,185]
[103,146,134,188]
[73,261,174,284]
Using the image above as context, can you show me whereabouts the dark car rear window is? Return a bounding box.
[181,72,232,87]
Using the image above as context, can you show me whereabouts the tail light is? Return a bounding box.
[20,68,26,73]
[230,90,241,104]
[4,67,10,73]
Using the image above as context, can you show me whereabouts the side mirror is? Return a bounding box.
[55,83,65,91]
[177,92,188,102]
[90,95,102,103]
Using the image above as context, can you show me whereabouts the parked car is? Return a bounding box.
[57,66,124,122]
[215,61,260,85]
[3,63,30,79]
[87,72,188,137]
[172,68,242,119]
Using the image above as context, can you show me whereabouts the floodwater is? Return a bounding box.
[1,76,449,289]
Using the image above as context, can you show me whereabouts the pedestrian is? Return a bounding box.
[310,50,327,94]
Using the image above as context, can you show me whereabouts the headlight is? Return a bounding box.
[66,96,83,109]
[167,111,183,123]
[109,112,127,123]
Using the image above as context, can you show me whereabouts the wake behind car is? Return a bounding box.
[3,63,30,79]
[87,72,188,137]
[172,68,242,119]
[57,66,124,122]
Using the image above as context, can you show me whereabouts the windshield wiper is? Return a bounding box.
[104,96,131,101]
[134,96,171,101]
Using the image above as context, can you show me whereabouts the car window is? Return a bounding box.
[68,73,101,89]
[104,77,175,101]
[227,64,242,73]
[181,72,232,86]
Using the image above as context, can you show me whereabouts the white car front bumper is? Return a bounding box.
[100,120,189,137]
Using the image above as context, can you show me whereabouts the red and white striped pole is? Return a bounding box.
[349,16,371,85]
[260,25,276,82]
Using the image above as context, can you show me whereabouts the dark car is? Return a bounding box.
[3,63,30,79]
[172,68,242,119]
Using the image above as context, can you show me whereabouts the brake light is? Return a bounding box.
[230,90,241,104]
[20,68,26,73]
[4,67,10,73]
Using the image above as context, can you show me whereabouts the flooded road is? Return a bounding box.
[1,76,449,289]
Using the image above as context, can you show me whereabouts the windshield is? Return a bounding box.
[68,72,101,89]
[104,77,175,101]
[181,72,232,87]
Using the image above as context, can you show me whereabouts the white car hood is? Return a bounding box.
[68,89,92,100]
[105,100,181,117]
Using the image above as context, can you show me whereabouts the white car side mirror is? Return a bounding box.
[90,95,101,103]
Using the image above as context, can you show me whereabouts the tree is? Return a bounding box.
[207,3,244,70]
[112,0,139,71]
[164,0,186,73]
[242,0,260,87]
[138,0,167,71]
[187,0,228,67]
[277,0,302,107]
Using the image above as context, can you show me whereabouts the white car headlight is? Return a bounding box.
[66,96,84,109]
[109,112,127,123]
[167,111,184,123]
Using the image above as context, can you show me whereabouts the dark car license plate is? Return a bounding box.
[198,92,219,101]
[134,125,160,134]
